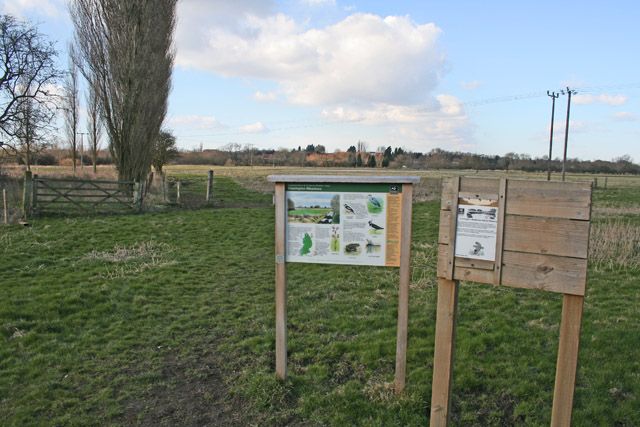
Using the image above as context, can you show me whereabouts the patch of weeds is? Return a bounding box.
[83,241,176,279]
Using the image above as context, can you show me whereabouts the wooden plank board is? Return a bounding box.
[501,251,587,295]
[551,295,584,426]
[459,177,500,194]
[395,185,414,393]
[274,182,288,380]
[504,215,590,259]
[437,245,497,284]
[430,278,459,427]
[438,210,452,244]
[506,180,592,220]
[445,178,460,279]
[493,178,507,284]
[267,175,421,184]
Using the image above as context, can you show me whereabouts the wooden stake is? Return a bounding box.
[430,278,459,427]
[206,170,214,203]
[176,180,181,204]
[394,184,414,393]
[274,182,288,380]
[551,294,584,426]
[2,188,7,225]
[22,171,33,220]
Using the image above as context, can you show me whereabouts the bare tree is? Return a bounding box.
[0,15,61,148]
[63,42,79,174]
[71,0,176,182]
[151,129,177,174]
[12,94,56,170]
[86,74,102,174]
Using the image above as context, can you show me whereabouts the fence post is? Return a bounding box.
[133,181,144,211]
[604,176,608,189]
[32,174,38,213]
[593,177,598,188]
[3,188,7,225]
[22,170,33,220]
[162,172,168,203]
[206,170,214,203]
[176,180,181,204]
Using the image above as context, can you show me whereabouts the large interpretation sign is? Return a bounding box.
[285,182,403,266]
[268,175,420,393]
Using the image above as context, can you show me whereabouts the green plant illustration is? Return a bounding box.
[300,233,313,255]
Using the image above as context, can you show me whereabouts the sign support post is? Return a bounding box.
[274,182,287,380]
[268,175,420,391]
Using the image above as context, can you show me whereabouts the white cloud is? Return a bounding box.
[612,111,638,122]
[300,0,336,6]
[1,0,65,18]
[176,11,444,106]
[168,115,225,129]
[573,94,627,106]
[254,91,278,102]
[240,121,269,133]
[461,80,482,90]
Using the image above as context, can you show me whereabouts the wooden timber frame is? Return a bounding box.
[31,175,138,215]
[267,175,420,392]
[431,177,592,427]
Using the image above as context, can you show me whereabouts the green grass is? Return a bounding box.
[1,175,639,425]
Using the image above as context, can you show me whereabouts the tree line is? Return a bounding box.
[170,144,639,175]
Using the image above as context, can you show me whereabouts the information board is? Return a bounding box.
[268,175,420,392]
[285,182,403,266]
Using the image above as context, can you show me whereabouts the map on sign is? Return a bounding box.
[454,199,499,261]
[285,183,403,266]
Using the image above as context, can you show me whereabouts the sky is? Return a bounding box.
[2,0,639,162]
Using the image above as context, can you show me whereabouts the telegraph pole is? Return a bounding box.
[560,87,577,182]
[546,91,560,181]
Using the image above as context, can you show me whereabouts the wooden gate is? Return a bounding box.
[32,176,138,214]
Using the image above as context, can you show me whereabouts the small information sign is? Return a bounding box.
[454,199,498,261]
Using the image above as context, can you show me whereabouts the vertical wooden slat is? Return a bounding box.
[445,177,460,280]
[493,178,507,284]
[394,184,414,393]
[551,294,584,426]
[430,278,459,427]
[274,182,288,380]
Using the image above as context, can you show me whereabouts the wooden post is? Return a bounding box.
[274,182,287,380]
[551,294,584,426]
[133,181,143,211]
[430,278,459,427]
[161,172,168,203]
[604,176,608,189]
[22,170,33,220]
[206,170,214,203]
[2,188,7,225]
[394,183,414,393]
[593,177,598,188]
[176,180,181,204]
[32,174,38,214]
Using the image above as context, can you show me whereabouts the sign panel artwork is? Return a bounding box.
[285,183,403,266]
[454,198,499,261]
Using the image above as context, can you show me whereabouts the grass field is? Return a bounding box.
[1,166,639,425]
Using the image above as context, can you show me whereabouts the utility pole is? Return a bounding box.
[560,87,577,182]
[546,91,560,181]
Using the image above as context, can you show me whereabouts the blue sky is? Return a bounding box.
[3,0,639,161]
